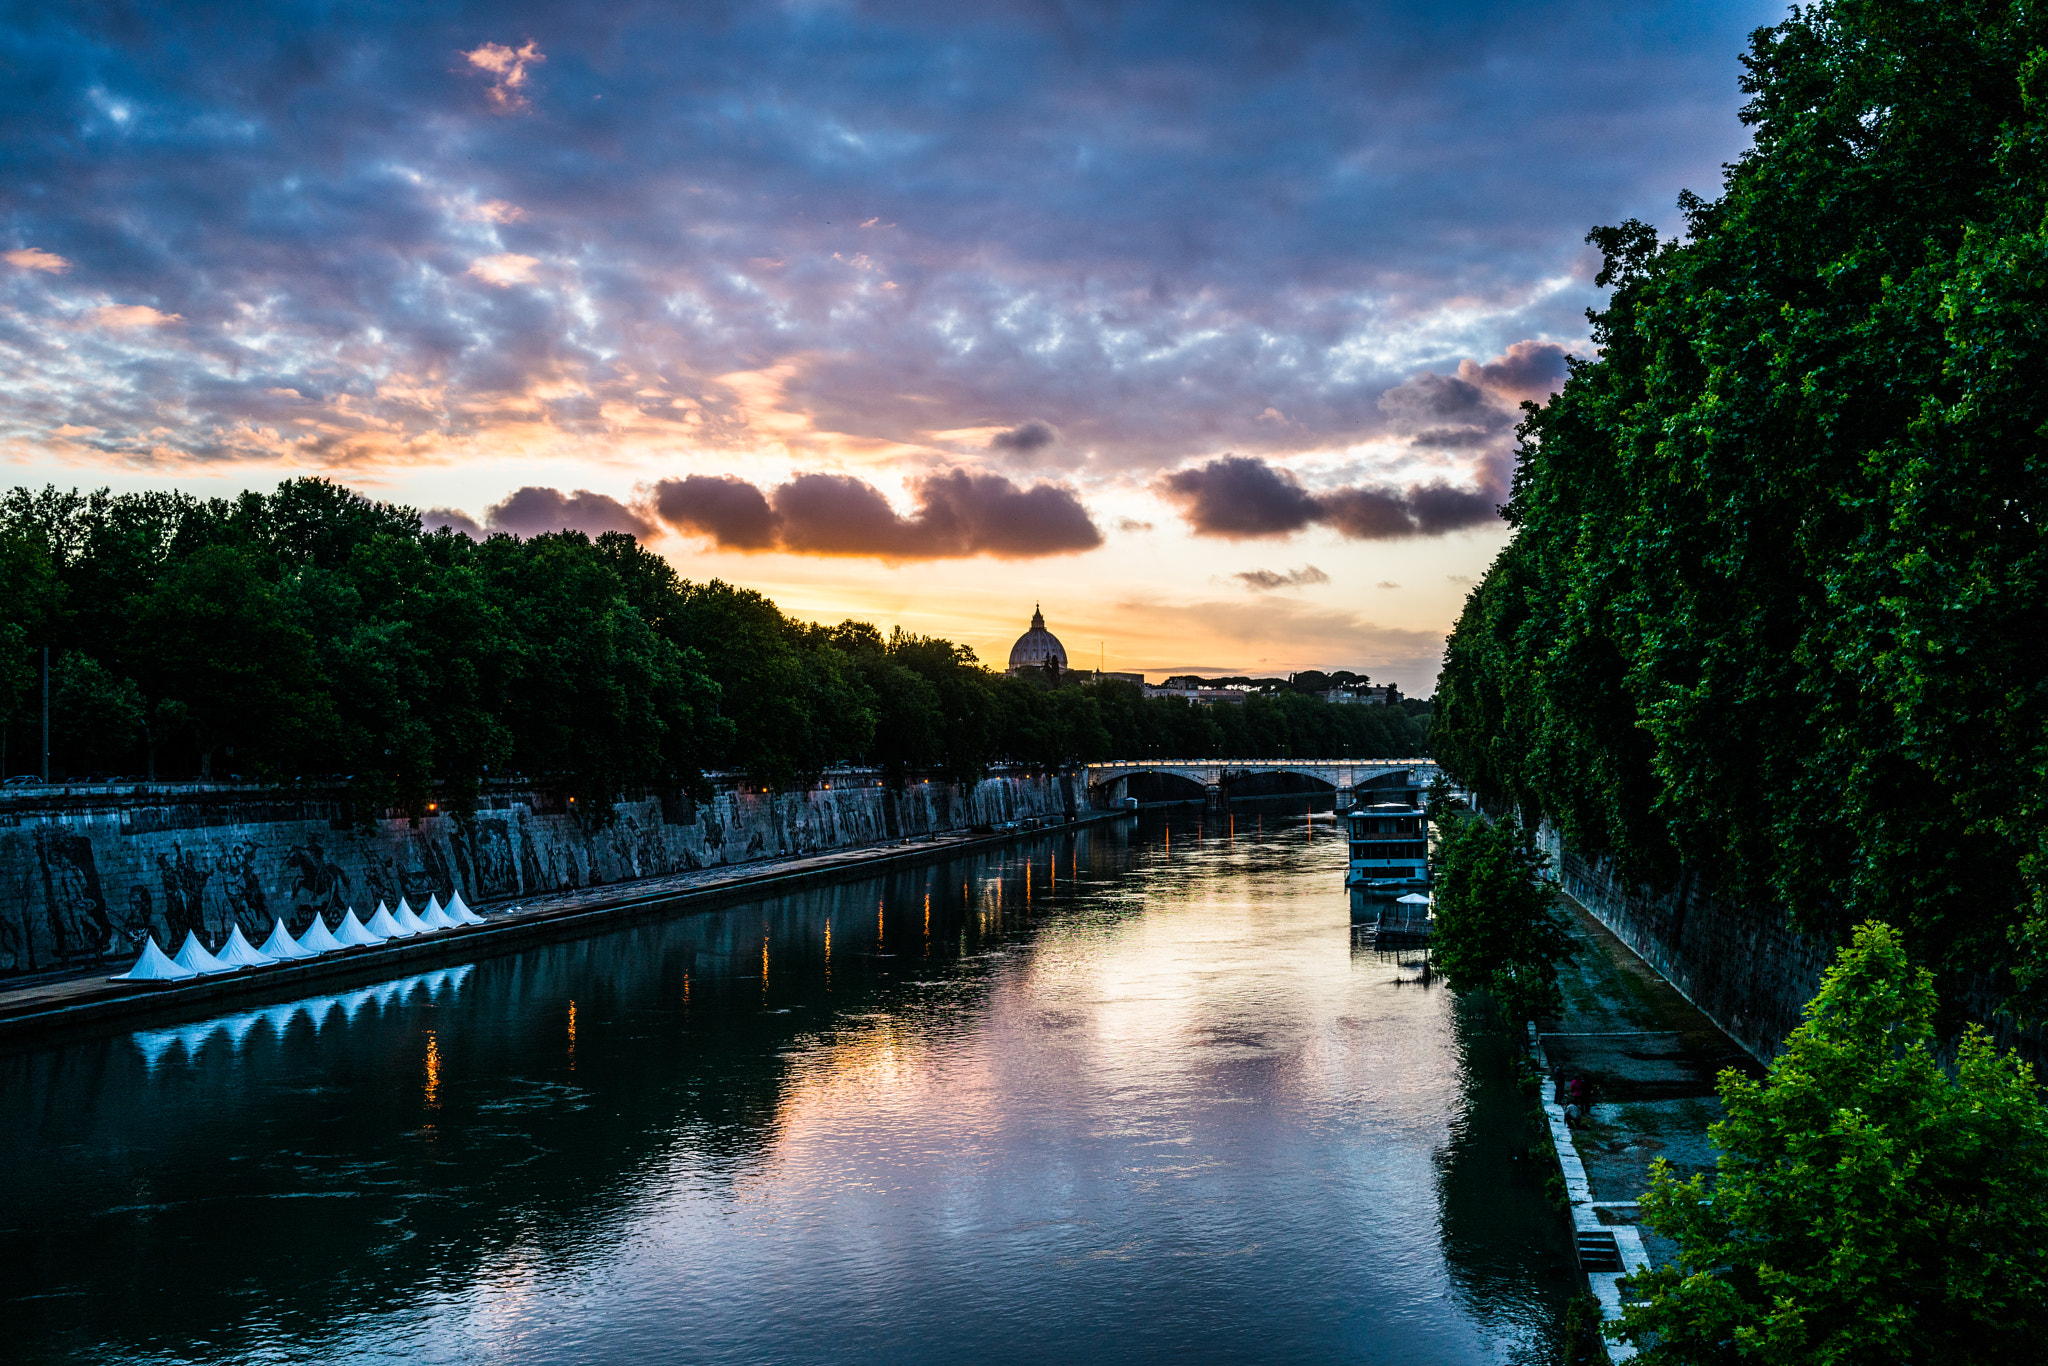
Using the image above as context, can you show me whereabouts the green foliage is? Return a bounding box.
[1562,1293,1612,1366]
[1618,921,2048,1365]
[1,474,1428,797]
[1428,812,1574,1021]
[0,527,60,737]
[127,543,330,779]
[1432,0,2048,1007]
[51,653,143,774]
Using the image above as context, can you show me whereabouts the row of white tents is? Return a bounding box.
[132,964,475,1070]
[111,893,488,983]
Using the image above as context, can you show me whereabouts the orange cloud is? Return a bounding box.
[89,304,182,329]
[467,253,540,286]
[462,40,545,112]
[4,248,71,273]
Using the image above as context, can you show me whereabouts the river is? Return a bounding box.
[1,805,1575,1364]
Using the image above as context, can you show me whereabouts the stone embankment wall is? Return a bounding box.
[0,771,1076,978]
[1536,823,1834,1064]
[1541,823,2045,1070]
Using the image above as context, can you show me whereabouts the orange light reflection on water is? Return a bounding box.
[423,1031,441,1111]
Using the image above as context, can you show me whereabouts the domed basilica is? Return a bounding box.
[1006,605,1068,678]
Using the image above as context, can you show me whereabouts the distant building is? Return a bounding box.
[1142,678,1249,705]
[1321,684,1400,706]
[1006,605,1069,679]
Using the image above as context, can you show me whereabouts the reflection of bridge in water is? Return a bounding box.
[1084,759,1438,809]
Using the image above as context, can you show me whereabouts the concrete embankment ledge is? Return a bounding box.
[0,811,1125,1049]
[1530,890,1766,1357]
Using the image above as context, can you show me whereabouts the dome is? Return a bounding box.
[1007,605,1069,673]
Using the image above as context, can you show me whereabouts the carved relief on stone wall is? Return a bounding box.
[361,854,399,911]
[33,828,112,962]
[518,824,545,895]
[407,835,455,903]
[0,832,38,973]
[467,818,520,899]
[218,841,270,938]
[156,845,211,948]
[283,838,350,933]
[123,885,154,949]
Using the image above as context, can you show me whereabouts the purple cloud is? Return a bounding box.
[1234,564,1330,592]
[483,486,653,538]
[1162,454,1505,541]
[653,474,779,550]
[652,467,1102,559]
[988,420,1059,455]
[424,507,484,539]
[1156,456,1323,538]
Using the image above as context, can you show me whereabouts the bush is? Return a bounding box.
[1428,811,1574,1022]
[1617,921,2048,1364]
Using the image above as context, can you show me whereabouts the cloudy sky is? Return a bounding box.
[1,0,1783,690]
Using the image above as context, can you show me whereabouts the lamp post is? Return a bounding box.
[41,646,49,784]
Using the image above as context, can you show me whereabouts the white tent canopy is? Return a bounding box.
[363,903,406,939]
[260,919,317,960]
[172,931,236,975]
[215,924,275,969]
[392,899,431,936]
[417,897,457,932]
[110,936,197,983]
[334,908,385,947]
[298,913,346,954]
[447,891,485,925]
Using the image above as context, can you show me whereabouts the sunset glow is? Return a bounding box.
[1,1,1781,688]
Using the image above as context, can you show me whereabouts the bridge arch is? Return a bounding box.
[1218,768,1336,799]
[1114,770,1209,804]
[1082,759,1437,808]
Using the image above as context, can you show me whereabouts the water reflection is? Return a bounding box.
[1,807,1568,1365]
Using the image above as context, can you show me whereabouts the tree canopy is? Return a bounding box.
[0,478,1430,812]
[1427,808,1575,1022]
[1433,0,2048,1009]
[1620,920,2048,1364]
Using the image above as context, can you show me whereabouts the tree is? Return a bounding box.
[126,543,328,779]
[0,528,60,771]
[51,652,144,775]
[1428,810,1575,1021]
[474,531,720,817]
[887,629,994,783]
[1618,921,2048,1364]
[1432,0,2048,1011]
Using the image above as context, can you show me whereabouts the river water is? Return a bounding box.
[1,807,1574,1365]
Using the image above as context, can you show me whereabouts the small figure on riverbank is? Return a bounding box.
[1564,1074,1590,1126]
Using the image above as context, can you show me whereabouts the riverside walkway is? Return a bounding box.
[1533,892,1764,1354]
[0,810,1120,1046]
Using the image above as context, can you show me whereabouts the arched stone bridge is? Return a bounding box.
[1084,759,1439,808]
